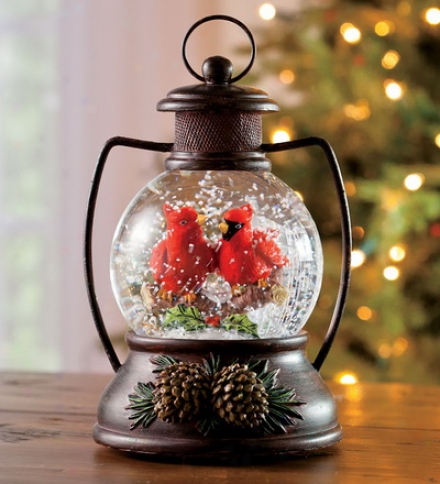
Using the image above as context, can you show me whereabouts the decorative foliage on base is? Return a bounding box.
[126,354,304,436]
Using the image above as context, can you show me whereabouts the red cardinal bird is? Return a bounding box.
[150,204,216,300]
[218,203,288,289]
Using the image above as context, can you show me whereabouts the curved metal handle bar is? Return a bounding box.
[84,136,173,372]
[262,137,352,371]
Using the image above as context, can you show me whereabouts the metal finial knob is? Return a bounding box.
[202,56,233,85]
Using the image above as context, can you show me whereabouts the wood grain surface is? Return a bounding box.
[1,372,439,483]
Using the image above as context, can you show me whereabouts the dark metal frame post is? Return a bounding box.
[84,137,172,372]
[262,137,352,371]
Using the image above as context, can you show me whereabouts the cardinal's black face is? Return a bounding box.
[220,219,244,242]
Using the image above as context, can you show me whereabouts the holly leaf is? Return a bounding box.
[163,304,206,331]
[221,314,259,338]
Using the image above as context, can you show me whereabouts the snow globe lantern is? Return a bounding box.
[85,16,351,459]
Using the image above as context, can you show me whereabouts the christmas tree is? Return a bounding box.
[251,0,440,383]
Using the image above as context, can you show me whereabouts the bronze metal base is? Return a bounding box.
[93,330,342,460]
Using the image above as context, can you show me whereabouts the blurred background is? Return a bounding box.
[1,0,439,383]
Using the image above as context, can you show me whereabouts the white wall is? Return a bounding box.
[1,0,299,373]
[59,0,223,372]
[60,0,301,373]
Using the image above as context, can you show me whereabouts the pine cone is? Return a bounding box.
[212,363,269,428]
[152,362,210,424]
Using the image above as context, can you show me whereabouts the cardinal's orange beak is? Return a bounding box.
[197,214,207,225]
[218,221,228,234]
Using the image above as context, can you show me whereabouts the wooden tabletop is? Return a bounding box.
[1,372,439,483]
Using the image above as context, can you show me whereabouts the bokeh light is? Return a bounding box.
[383,266,400,281]
[279,69,295,84]
[404,173,425,191]
[384,80,404,100]
[352,249,366,268]
[259,3,276,21]
[357,306,374,321]
[382,50,400,69]
[425,7,440,25]
[340,23,361,43]
[389,245,406,262]
[271,128,291,143]
[375,20,394,36]
[336,372,359,385]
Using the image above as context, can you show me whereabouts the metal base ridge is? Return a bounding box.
[93,331,343,461]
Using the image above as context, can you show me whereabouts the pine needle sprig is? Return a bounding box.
[126,382,157,430]
[246,358,268,375]
[259,368,279,388]
[196,414,223,437]
[263,385,305,434]
[202,353,221,376]
[151,354,179,373]
[257,367,305,435]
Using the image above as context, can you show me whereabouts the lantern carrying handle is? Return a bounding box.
[182,15,256,83]
[84,136,173,372]
[262,137,352,372]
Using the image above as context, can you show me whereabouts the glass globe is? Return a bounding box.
[110,169,323,340]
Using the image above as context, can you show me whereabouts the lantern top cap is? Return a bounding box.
[157,15,279,114]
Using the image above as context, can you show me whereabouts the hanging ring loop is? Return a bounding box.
[182,15,256,83]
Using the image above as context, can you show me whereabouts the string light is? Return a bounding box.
[357,306,374,321]
[279,69,295,84]
[259,3,276,21]
[397,1,411,16]
[344,181,357,196]
[340,23,362,43]
[435,133,440,148]
[404,173,425,191]
[343,100,371,121]
[271,128,291,143]
[384,79,404,100]
[352,249,366,268]
[375,20,394,36]
[336,372,359,385]
[378,338,409,358]
[381,50,400,69]
[382,189,401,210]
[389,245,406,262]
[383,265,400,281]
[352,226,365,239]
[425,7,440,25]
[393,337,409,356]
[430,222,440,238]
[378,343,392,359]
